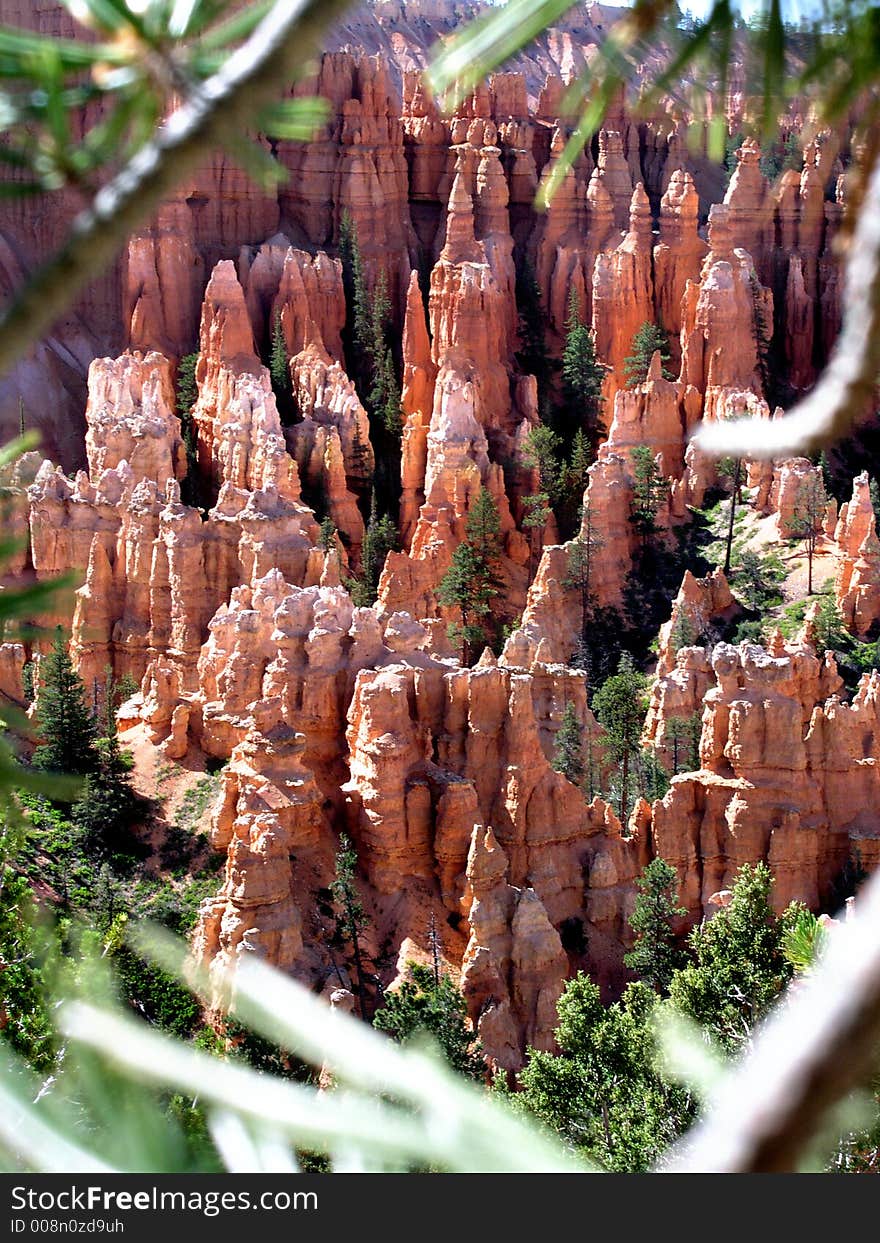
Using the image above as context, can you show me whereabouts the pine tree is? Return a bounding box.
[515,258,552,412]
[718,456,743,575]
[269,310,296,425]
[331,834,371,1020]
[559,428,593,539]
[32,630,97,778]
[593,653,648,826]
[666,712,701,774]
[349,493,398,607]
[668,608,700,656]
[623,323,673,389]
[564,499,604,670]
[669,861,796,1052]
[870,476,880,528]
[559,288,606,457]
[319,516,337,552]
[789,472,827,595]
[339,208,370,375]
[373,962,483,1080]
[629,445,670,539]
[522,491,552,578]
[623,858,687,994]
[734,547,785,611]
[553,702,585,786]
[523,424,564,528]
[175,351,201,507]
[437,487,504,665]
[72,730,139,860]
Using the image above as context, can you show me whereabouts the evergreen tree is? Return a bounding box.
[373,962,483,1080]
[718,456,743,575]
[523,424,563,508]
[665,713,702,774]
[629,445,670,539]
[32,630,97,779]
[669,861,796,1052]
[559,288,606,457]
[515,974,694,1171]
[366,271,402,437]
[331,833,371,1020]
[175,351,201,508]
[319,516,337,553]
[72,730,140,861]
[668,608,700,656]
[789,472,827,595]
[269,310,297,425]
[592,653,648,826]
[522,490,552,578]
[0,865,56,1071]
[563,501,604,682]
[437,488,504,665]
[624,857,687,994]
[553,702,585,786]
[559,428,593,539]
[349,494,398,607]
[623,323,673,389]
[515,258,552,412]
[71,670,140,859]
[733,547,785,611]
[870,476,880,529]
[339,208,370,374]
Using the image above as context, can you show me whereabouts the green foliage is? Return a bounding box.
[563,508,603,650]
[331,833,371,1020]
[21,660,34,705]
[552,702,585,787]
[523,423,563,505]
[871,476,880,528]
[624,858,687,994]
[348,495,398,607]
[629,445,670,538]
[319,515,337,552]
[789,472,828,595]
[592,654,648,825]
[515,259,552,411]
[668,608,700,655]
[759,131,803,181]
[0,865,56,1071]
[782,907,829,975]
[665,713,702,775]
[373,962,483,1080]
[669,862,795,1052]
[32,630,97,780]
[559,288,606,458]
[113,948,202,1039]
[366,270,402,438]
[558,428,593,539]
[732,547,786,611]
[71,731,142,864]
[623,323,673,390]
[437,488,504,665]
[338,211,400,512]
[268,310,297,425]
[175,352,201,508]
[516,974,694,1170]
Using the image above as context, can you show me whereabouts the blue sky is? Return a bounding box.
[679,0,826,17]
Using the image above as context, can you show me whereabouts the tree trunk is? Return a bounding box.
[723,458,742,576]
[349,914,370,1021]
[620,750,629,827]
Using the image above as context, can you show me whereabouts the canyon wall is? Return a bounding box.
[1,5,876,1071]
